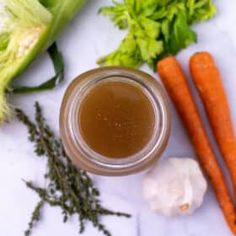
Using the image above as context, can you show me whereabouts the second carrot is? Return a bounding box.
[190,52,236,197]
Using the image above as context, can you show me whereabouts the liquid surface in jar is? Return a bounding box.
[79,79,156,158]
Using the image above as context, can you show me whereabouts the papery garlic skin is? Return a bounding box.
[143,157,207,217]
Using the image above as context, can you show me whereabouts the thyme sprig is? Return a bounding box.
[24,200,44,236]
[16,102,130,236]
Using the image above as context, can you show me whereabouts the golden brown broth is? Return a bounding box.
[79,80,155,158]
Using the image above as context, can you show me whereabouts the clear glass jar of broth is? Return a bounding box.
[60,67,170,176]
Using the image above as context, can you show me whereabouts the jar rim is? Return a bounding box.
[69,75,161,168]
[60,67,170,175]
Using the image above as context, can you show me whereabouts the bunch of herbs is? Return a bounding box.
[16,102,130,236]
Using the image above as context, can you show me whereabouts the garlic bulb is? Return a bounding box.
[143,157,207,217]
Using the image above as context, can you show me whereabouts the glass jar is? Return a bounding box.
[60,67,170,176]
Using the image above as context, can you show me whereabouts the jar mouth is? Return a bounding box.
[67,71,168,170]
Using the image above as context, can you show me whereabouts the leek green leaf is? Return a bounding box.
[12,42,64,93]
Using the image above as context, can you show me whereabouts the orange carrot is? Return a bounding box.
[190,52,236,197]
[157,56,236,234]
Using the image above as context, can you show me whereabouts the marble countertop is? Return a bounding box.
[1,0,236,235]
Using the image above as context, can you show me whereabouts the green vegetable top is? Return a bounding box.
[0,0,86,122]
[97,0,216,69]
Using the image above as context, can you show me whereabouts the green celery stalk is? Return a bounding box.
[0,0,86,122]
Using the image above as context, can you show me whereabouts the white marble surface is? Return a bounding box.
[0,0,236,235]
